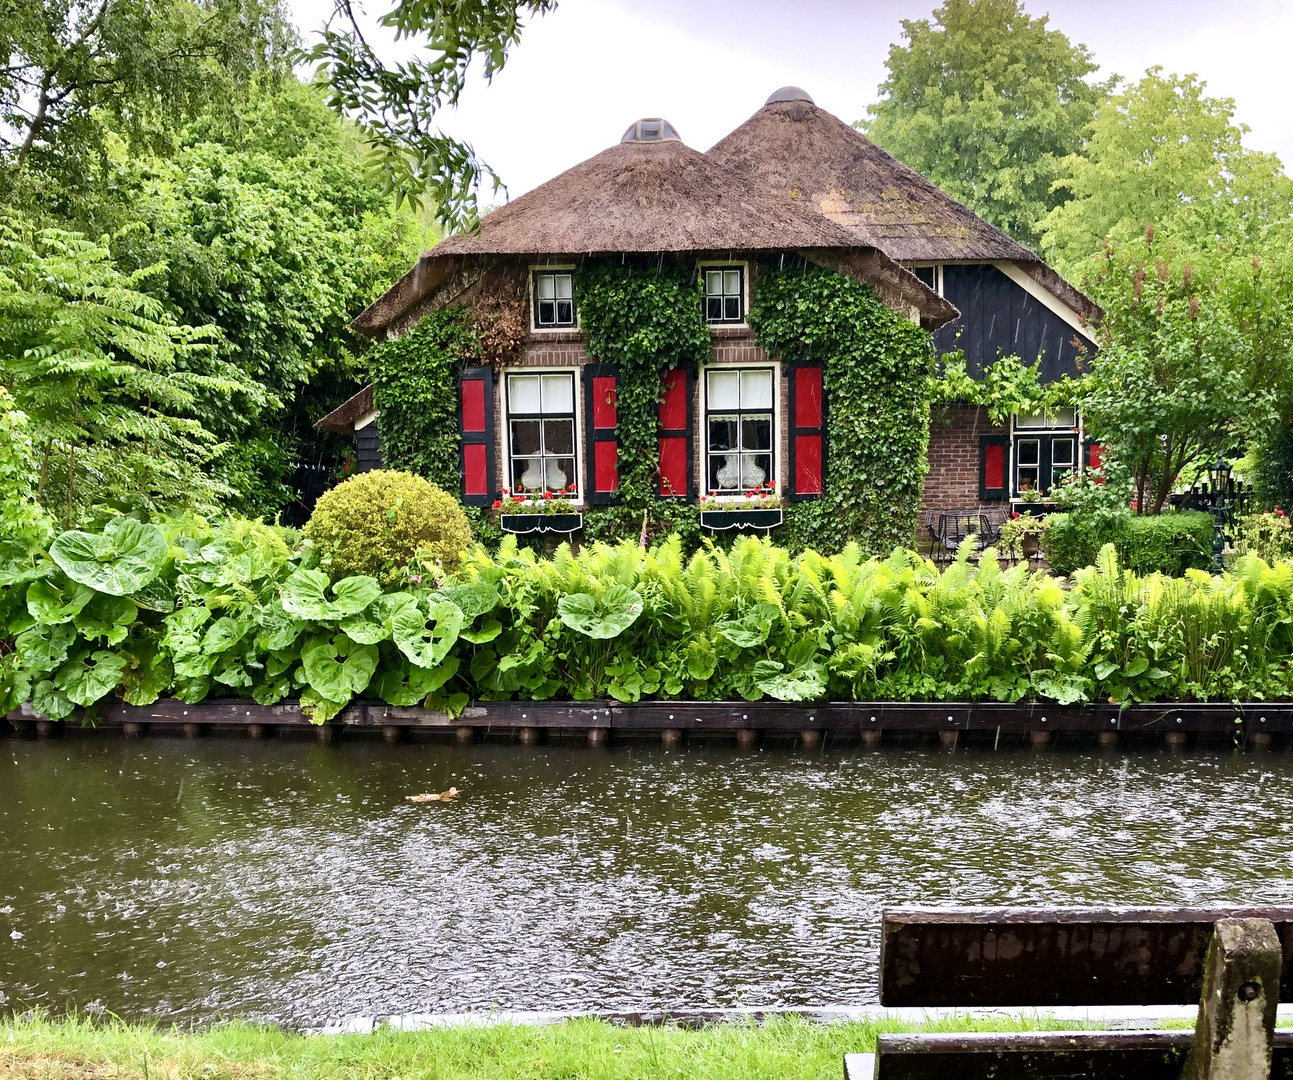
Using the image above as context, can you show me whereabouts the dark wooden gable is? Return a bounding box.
[934,264,1094,384]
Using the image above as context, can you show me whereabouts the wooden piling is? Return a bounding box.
[1250,731,1273,749]
[800,729,822,749]
[1165,731,1188,750]
[1030,730,1052,749]
[1098,731,1119,749]
[587,728,608,748]
[454,726,474,744]
[247,723,265,739]
[735,728,758,749]
[122,721,144,737]
[861,729,883,748]
[518,726,539,745]
[661,728,682,749]
[315,724,334,744]
[182,722,201,739]
[381,725,402,743]
[35,719,53,739]
[939,730,959,749]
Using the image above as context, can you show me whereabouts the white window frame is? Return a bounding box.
[908,263,944,296]
[698,260,750,327]
[500,367,584,504]
[528,264,579,333]
[700,362,780,500]
[1008,409,1083,502]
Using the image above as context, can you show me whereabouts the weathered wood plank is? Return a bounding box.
[881,907,1293,1007]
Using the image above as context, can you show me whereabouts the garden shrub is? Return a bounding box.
[1044,511,1213,576]
[304,470,472,585]
[1230,510,1293,563]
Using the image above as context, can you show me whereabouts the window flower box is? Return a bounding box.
[494,488,583,535]
[700,508,783,531]
[698,490,783,532]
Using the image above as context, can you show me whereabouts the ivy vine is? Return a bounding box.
[574,260,710,544]
[749,261,935,554]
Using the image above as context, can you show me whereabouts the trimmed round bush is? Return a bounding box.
[304,470,472,584]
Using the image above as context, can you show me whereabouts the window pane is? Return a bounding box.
[741,416,772,451]
[1051,438,1075,467]
[711,452,742,491]
[513,458,545,491]
[543,418,574,456]
[706,270,723,295]
[723,270,741,295]
[1017,467,1039,492]
[544,458,574,491]
[555,300,573,325]
[508,374,541,413]
[1015,412,1046,429]
[554,274,572,300]
[1049,407,1077,429]
[708,417,737,452]
[1016,439,1040,466]
[706,297,723,321]
[540,373,574,412]
[723,296,741,321]
[740,369,773,409]
[708,370,740,409]
[510,419,541,456]
[536,274,555,300]
[740,454,771,489]
[536,300,555,326]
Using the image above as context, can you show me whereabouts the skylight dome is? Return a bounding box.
[765,86,814,105]
[621,118,681,143]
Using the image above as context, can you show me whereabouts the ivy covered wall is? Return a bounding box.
[365,258,935,557]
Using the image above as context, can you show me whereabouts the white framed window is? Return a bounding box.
[703,365,777,495]
[503,369,580,498]
[910,264,944,296]
[1010,410,1080,498]
[701,263,747,324]
[531,268,575,330]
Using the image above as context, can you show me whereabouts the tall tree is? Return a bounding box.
[1040,69,1293,275]
[0,0,292,205]
[305,0,556,229]
[861,0,1110,248]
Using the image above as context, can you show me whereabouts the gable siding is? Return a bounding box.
[933,263,1093,384]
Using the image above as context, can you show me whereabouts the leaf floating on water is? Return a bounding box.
[406,787,459,803]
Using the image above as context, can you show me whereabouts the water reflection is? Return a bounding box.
[2,736,1292,1026]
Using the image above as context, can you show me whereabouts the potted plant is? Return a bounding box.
[998,512,1050,560]
[495,485,584,535]
[698,484,784,531]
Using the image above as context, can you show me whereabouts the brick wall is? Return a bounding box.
[921,404,1009,517]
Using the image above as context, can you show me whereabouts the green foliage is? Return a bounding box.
[0,0,291,201]
[304,470,474,586]
[1041,69,1293,275]
[304,0,556,228]
[933,351,1085,425]
[0,387,52,558]
[861,0,1110,247]
[1044,510,1214,577]
[749,262,934,554]
[366,308,476,490]
[0,215,268,523]
[1229,510,1293,564]
[575,261,711,509]
[1081,233,1274,515]
[12,517,1293,719]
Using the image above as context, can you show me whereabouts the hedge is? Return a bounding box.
[1043,511,1214,576]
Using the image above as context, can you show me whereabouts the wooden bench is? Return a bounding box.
[844,906,1293,1079]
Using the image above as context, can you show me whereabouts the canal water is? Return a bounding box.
[3,734,1293,1027]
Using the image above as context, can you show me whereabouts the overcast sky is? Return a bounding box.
[289,0,1293,206]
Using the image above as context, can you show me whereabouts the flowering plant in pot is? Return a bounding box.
[999,511,1050,559]
[492,485,580,516]
[698,483,782,511]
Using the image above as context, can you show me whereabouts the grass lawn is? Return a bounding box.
[0,1013,1101,1080]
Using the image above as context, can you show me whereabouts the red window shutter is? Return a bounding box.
[658,368,693,497]
[789,363,824,499]
[1088,441,1103,471]
[459,366,494,506]
[979,434,1009,501]
[583,365,619,504]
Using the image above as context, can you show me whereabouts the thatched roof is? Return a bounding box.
[353,125,957,335]
[707,93,1100,325]
[315,384,374,432]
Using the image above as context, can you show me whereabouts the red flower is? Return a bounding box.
[567,483,577,492]
[512,495,525,503]
[491,499,502,509]
[501,487,511,495]
[542,490,553,499]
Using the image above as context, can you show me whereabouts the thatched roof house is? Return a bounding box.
[323,89,1103,530]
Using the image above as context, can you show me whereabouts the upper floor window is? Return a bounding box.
[533,271,575,329]
[506,370,578,495]
[911,264,944,296]
[1013,409,1078,498]
[703,266,745,324]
